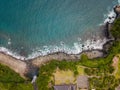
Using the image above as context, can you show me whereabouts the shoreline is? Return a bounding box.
[0,5,120,78]
[0,47,106,78]
[0,37,107,60]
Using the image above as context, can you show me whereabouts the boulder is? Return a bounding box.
[114,5,120,16]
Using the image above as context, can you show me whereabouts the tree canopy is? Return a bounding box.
[111,17,120,39]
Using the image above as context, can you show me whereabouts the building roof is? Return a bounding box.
[54,85,76,90]
[77,76,89,89]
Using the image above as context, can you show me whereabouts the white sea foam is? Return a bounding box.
[26,38,107,60]
[8,38,11,45]
[104,10,116,24]
[0,47,25,60]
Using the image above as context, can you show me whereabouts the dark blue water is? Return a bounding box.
[0,0,118,59]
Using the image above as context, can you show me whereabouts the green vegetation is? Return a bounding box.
[36,31,120,90]
[0,64,24,83]
[37,60,78,90]
[89,76,120,90]
[36,41,120,90]
[0,83,33,90]
[111,17,120,39]
[77,66,84,75]
[114,55,120,79]
[80,41,120,89]
[0,64,33,90]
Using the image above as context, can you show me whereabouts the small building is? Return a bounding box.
[77,76,89,90]
[54,84,76,90]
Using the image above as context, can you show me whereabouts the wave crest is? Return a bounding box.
[27,38,107,60]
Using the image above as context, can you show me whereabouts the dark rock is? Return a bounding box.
[103,40,114,53]
[114,5,120,17]
[25,61,39,79]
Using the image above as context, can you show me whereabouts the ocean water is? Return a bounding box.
[0,0,118,60]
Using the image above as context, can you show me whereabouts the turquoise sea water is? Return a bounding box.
[0,0,118,59]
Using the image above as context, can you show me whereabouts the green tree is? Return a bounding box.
[111,18,120,40]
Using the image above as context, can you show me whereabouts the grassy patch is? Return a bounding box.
[77,65,84,75]
[114,55,120,79]
[53,66,85,85]
[53,69,76,85]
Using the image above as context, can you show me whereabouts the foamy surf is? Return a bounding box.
[0,47,25,60]
[26,38,107,60]
[0,38,107,60]
[103,0,120,24]
[104,9,116,24]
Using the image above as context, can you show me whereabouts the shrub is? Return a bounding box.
[111,18,120,39]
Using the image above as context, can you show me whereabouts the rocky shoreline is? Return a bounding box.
[0,5,120,79]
